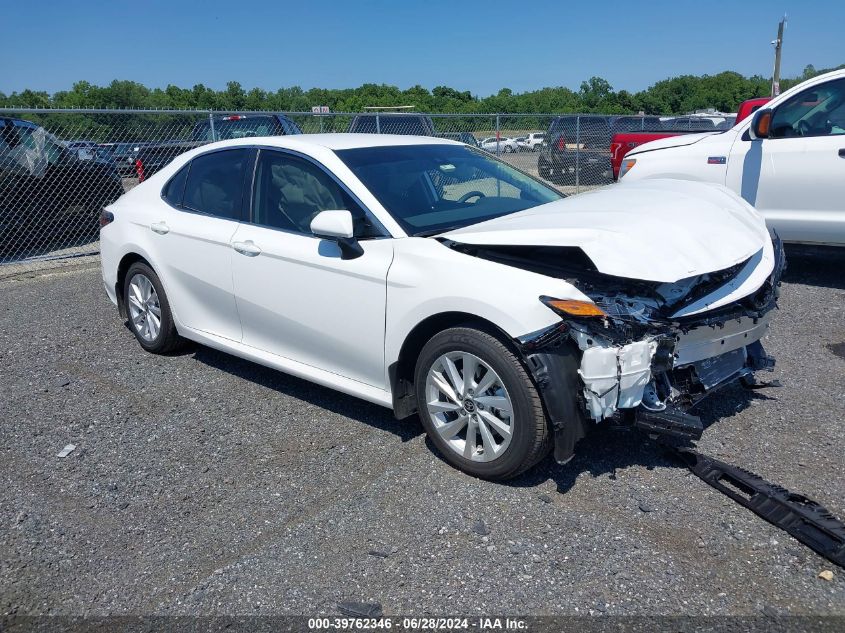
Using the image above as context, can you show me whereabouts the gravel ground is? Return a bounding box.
[1,246,844,618]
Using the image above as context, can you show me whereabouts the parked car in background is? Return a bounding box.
[620,69,845,245]
[0,117,123,252]
[610,98,772,180]
[191,114,302,142]
[735,97,772,124]
[438,132,479,146]
[134,114,302,181]
[65,140,99,151]
[98,142,144,176]
[522,132,545,150]
[347,113,435,136]
[538,115,663,185]
[662,117,719,131]
[100,134,782,480]
[479,137,520,153]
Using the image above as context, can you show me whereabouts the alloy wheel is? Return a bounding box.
[127,273,161,341]
[424,352,514,462]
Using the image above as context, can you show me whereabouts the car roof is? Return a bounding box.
[192,133,459,152]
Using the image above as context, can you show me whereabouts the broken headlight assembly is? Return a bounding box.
[539,296,607,318]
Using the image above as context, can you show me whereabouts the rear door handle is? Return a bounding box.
[232,240,261,257]
[150,221,169,235]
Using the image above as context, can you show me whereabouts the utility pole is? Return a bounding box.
[771,15,786,97]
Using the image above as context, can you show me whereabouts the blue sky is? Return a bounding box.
[2,0,843,96]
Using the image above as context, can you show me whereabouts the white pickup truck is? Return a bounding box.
[620,69,845,245]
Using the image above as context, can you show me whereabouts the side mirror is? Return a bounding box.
[77,148,95,161]
[310,209,363,260]
[749,108,773,140]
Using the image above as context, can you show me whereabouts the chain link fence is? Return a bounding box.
[0,107,721,276]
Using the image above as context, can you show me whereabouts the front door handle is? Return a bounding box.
[232,240,261,257]
[150,221,169,235]
[839,148,845,158]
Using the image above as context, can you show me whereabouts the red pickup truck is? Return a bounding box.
[609,97,771,180]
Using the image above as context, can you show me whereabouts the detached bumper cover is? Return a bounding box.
[676,448,845,568]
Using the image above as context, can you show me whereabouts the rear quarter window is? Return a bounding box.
[181,149,250,220]
[162,162,190,207]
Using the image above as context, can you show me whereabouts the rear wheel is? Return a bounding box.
[123,262,184,354]
[414,327,550,480]
[557,161,577,186]
[538,157,552,180]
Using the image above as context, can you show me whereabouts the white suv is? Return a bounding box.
[621,69,845,245]
[522,132,546,150]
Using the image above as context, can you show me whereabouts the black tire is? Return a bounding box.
[123,261,185,354]
[557,163,577,186]
[414,327,551,480]
[538,157,552,181]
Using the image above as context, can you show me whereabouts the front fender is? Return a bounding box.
[385,238,585,374]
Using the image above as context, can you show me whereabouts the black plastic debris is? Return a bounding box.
[337,601,383,618]
[635,408,703,440]
[673,448,845,568]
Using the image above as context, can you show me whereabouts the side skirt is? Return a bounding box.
[178,325,394,409]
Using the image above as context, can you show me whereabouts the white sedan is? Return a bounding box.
[100,134,783,480]
[478,137,520,153]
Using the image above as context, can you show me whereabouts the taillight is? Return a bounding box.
[100,208,115,227]
[556,136,566,152]
[224,115,245,121]
[135,158,145,182]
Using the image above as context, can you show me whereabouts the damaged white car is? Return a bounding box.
[100,135,783,480]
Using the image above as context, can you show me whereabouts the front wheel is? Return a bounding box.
[414,327,550,480]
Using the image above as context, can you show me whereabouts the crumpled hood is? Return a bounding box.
[440,179,770,283]
[628,131,723,155]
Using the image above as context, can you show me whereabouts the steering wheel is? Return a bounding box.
[796,119,813,136]
[458,191,486,204]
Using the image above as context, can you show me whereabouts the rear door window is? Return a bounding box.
[182,149,250,220]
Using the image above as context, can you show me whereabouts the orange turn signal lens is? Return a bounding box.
[543,298,607,318]
[619,158,637,178]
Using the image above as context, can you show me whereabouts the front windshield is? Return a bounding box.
[335,144,563,236]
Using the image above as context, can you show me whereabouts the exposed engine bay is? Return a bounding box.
[441,234,786,463]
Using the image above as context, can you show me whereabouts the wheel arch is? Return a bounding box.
[115,252,153,319]
[388,311,517,420]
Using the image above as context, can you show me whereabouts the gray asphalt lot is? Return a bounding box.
[1,246,844,618]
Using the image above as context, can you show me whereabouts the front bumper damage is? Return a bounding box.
[519,237,785,464]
